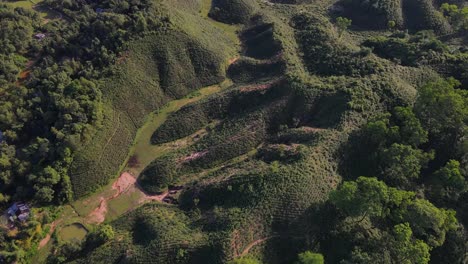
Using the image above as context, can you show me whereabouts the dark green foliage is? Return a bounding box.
[364,32,449,66]
[293,14,379,76]
[307,92,349,128]
[440,3,468,32]
[85,224,114,249]
[401,198,457,247]
[389,223,431,264]
[151,94,229,144]
[274,128,322,144]
[328,177,457,263]
[332,78,467,260]
[414,79,467,164]
[241,23,282,60]
[152,104,211,144]
[402,0,451,34]
[47,239,83,264]
[152,78,286,145]
[0,54,26,85]
[338,0,452,33]
[429,227,468,264]
[189,172,269,210]
[364,33,468,86]
[0,5,40,54]
[153,32,226,98]
[341,105,434,189]
[227,57,285,83]
[392,107,429,147]
[187,115,266,168]
[430,160,466,203]
[330,177,398,218]
[72,204,211,264]
[138,155,177,194]
[338,0,404,29]
[379,143,434,188]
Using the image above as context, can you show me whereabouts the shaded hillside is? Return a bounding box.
[25,0,467,263]
[69,2,237,198]
[335,0,452,33]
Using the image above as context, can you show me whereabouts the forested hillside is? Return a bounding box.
[0,0,466,263]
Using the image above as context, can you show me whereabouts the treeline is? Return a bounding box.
[364,31,468,87]
[337,0,467,34]
[0,0,169,261]
[0,0,169,206]
[292,14,380,77]
[317,79,467,263]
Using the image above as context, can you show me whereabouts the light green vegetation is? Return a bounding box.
[58,223,88,242]
[199,0,243,44]
[33,79,233,260]
[8,0,465,262]
[67,82,226,216]
[105,189,143,222]
[201,0,211,17]
[124,80,231,176]
[2,0,57,19]
[3,0,36,9]
[69,2,239,197]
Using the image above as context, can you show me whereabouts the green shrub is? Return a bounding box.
[138,155,177,194]
[209,0,259,24]
[241,23,282,59]
[339,0,404,29]
[296,251,324,264]
[227,57,285,83]
[363,32,449,66]
[402,0,451,34]
[293,14,379,76]
[70,27,229,197]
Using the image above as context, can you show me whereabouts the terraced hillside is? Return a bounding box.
[68,1,238,197]
[24,0,467,263]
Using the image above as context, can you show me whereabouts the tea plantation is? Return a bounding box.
[0,0,466,263]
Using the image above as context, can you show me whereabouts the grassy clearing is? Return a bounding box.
[123,80,231,176]
[71,182,116,217]
[3,0,57,19]
[38,98,223,255]
[69,0,242,198]
[58,223,88,242]
[37,2,243,256]
[198,0,241,45]
[3,0,36,9]
[106,189,143,222]
[70,28,233,198]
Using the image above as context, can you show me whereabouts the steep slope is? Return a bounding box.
[335,0,452,33]
[69,0,237,198]
[62,0,467,263]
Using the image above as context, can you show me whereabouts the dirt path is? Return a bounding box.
[87,197,108,224]
[86,171,133,224]
[38,220,59,249]
[238,236,279,257]
[85,172,170,224]
[228,57,239,65]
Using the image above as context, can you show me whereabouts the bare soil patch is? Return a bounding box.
[38,220,59,249]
